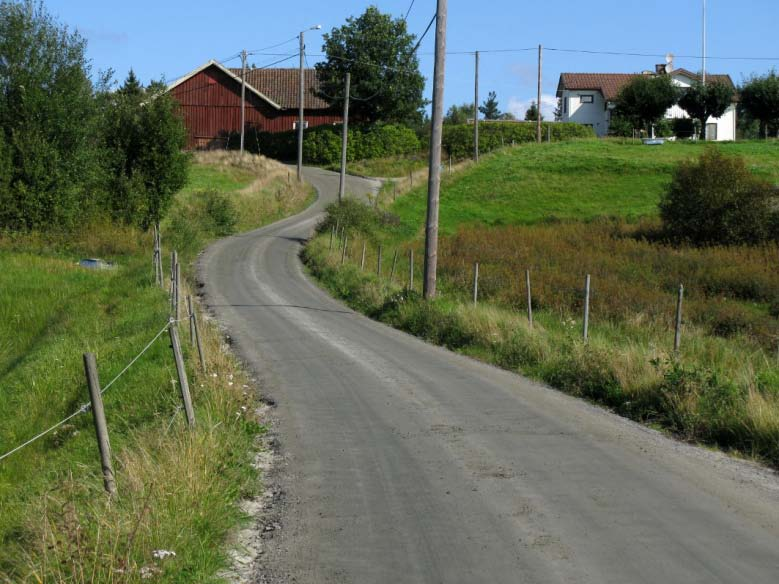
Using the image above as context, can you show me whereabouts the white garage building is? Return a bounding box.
[556,65,737,141]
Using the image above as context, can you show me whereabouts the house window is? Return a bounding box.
[580,95,594,104]
[292,120,309,130]
[563,98,568,114]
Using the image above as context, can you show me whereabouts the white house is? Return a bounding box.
[556,65,737,141]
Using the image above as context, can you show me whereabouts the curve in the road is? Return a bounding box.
[199,166,779,584]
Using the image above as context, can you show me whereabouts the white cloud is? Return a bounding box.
[507,93,558,121]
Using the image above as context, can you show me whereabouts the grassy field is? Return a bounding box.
[387,140,779,237]
[327,152,429,178]
[305,140,779,467]
[0,152,312,582]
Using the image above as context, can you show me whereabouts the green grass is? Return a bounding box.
[388,140,779,238]
[326,152,429,178]
[0,152,313,583]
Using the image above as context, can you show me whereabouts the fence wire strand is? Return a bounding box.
[0,320,173,463]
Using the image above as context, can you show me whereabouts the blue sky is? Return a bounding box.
[47,0,779,118]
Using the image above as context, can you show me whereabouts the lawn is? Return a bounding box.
[388,140,779,237]
[0,152,312,582]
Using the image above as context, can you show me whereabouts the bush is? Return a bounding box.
[242,123,420,165]
[441,122,594,159]
[202,191,238,236]
[659,149,778,246]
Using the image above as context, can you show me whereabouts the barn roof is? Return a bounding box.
[230,68,331,110]
[557,70,736,101]
[168,60,282,109]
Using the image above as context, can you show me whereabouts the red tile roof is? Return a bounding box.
[557,70,736,101]
[230,67,330,110]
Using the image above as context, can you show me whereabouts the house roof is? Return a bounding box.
[168,60,282,109]
[557,69,736,101]
[229,68,331,110]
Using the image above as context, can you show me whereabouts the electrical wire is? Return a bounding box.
[247,36,299,55]
[411,12,437,55]
[404,0,416,21]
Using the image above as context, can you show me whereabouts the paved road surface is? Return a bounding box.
[200,167,779,583]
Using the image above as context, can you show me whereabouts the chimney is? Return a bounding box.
[656,64,668,75]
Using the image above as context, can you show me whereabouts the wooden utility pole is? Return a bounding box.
[338,72,351,204]
[536,45,543,144]
[423,1,447,300]
[83,353,116,496]
[297,33,306,181]
[473,50,480,162]
[240,49,247,154]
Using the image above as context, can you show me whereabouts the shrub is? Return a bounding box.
[441,122,594,159]
[202,191,238,236]
[318,198,399,239]
[243,123,420,165]
[659,149,778,246]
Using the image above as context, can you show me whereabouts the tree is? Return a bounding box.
[678,81,734,140]
[479,91,501,120]
[740,72,779,139]
[315,6,426,125]
[444,103,474,125]
[101,72,189,229]
[524,101,543,121]
[499,111,517,121]
[612,74,679,134]
[0,0,103,230]
[659,149,777,246]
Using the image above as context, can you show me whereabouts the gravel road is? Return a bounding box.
[200,166,779,583]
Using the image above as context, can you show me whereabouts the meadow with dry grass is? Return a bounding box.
[304,141,779,468]
[0,152,312,582]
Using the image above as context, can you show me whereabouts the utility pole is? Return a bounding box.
[473,50,479,162]
[240,49,247,155]
[536,44,543,144]
[297,25,321,181]
[423,0,447,300]
[702,0,707,85]
[338,72,351,204]
[297,33,305,181]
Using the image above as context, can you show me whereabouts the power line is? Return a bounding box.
[404,0,416,20]
[247,36,299,55]
[411,13,437,55]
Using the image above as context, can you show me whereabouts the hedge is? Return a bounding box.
[240,123,421,165]
[442,122,595,159]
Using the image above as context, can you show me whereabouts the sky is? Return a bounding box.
[46,0,779,120]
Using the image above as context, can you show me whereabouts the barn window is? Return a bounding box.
[580,94,594,104]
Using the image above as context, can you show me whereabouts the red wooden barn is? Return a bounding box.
[167,60,342,149]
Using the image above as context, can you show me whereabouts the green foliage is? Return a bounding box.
[524,101,542,121]
[479,91,502,120]
[0,4,189,233]
[249,123,420,165]
[445,103,475,125]
[659,149,777,246]
[678,81,735,139]
[441,122,594,159]
[740,71,779,138]
[613,74,680,133]
[202,190,239,236]
[607,114,635,137]
[315,6,426,124]
[101,73,189,229]
[0,0,103,230]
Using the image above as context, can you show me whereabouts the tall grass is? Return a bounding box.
[0,152,312,582]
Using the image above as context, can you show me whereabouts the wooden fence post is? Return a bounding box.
[360,241,367,270]
[472,262,480,305]
[190,299,207,372]
[408,249,414,291]
[170,251,177,312]
[674,284,684,354]
[526,269,533,328]
[187,295,196,344]
[341,235,349,266]
[329,225,335,250]
[390,250,399,282]
[174,260,181,323]
[583,274,591,343]
[377,245,383,277]
[169,323,195,427]
[393,181,397,201]
[83,353,116,496]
